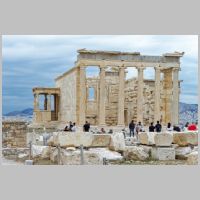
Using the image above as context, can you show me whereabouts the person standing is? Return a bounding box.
[83,121,90,132]
[149,122,155,132]
[129,120,135,137]
[155,121,162,132]
[166,122,173,131]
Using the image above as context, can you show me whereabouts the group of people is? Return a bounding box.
[183,121,198,131]
[128,120,198,137]
[64,121,76,132]
[64,121,91,132]
[129,120,162,137]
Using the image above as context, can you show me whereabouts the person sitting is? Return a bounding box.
[173,125,181,132]
[64,125,69,131]
[71,122,76,132]
[83,121,90,132]
[166,122,173,131]
[188,122,197,131]
[149,122,155,132]
[183,122,189,131]
[100,128,106,133]
[69,121,73,131]
[155,121,162,132]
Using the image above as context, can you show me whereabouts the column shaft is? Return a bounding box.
[117,66,125,126]
[137,67,145,123]
[154,67,161,123]
[34,93,39,110]
[47,94,51,111]
[172,68,179,125]
[99,66,106,125]
[79,66,86,125]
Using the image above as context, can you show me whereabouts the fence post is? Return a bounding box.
[57,144,61,165]
[29,141,32,160]
[103,157,108,165]
[80,144,84,165]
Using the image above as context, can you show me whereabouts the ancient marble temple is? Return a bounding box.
[32,49,184,126]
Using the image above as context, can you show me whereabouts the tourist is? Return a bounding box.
[83,121,90,132]
[149,122,155,132]
[136,121,143,133]
[100,127,106,133]
[173,125,181,132]
[64,125,69,131]
[166,122,173,131]
[188,122,197,131]
[155,121,162,132]
[69,121,73,131]
[129,120,135,137]
[71,122,76,132]
[108,129,113,134]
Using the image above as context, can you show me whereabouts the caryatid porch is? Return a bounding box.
[33,88,60,123]
[76,49,184,127]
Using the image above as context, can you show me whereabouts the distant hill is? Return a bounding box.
[179,102,198,125]
[3,102,198,125]
[4,108,33,117]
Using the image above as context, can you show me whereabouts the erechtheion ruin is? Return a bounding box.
[32,49,184,127]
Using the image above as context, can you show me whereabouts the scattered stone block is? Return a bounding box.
[92,134,111,147]
[151,147,175,160]
[154,133,173,147]
[138,132,155,145]
[175,146,192,160]
[173,132,198,146]
[123,146,149,161]
[60,149,103,165]
[89,148,123,161]
[187,151,198,165]
[109,132,125,152]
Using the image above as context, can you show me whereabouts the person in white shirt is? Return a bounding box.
[166,122,173,131]
[71,122,76,132]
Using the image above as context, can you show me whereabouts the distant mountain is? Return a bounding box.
[4,108,33,117]
[179,102,198,125]
[3,102,198,125]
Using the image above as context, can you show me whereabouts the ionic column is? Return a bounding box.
[79,66,86,125]
[137,66,145,123]
[172,68,179,125]
[99,65,106,125]
[154,66,161,123]
[34,93,39,110]
[117,65,125,126]
[47,94,51,111]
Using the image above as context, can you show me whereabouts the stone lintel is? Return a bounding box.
[76,59,180,69]
[33,87,60,95]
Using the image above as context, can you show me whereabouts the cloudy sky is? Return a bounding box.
[2,35,198,114]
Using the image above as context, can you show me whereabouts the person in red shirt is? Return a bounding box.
[188,122,197,131]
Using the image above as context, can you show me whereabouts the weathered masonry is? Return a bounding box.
[33,49,184,126]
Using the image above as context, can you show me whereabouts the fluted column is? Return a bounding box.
[47,94,51,111]
[137,66,145,123]
[172,67,179,125]
[79,66,86,125]
[117,65,125,126]
[154,66,161,123]
[44,94,48,110]
[99,64,106,125]
[34,93,39,110]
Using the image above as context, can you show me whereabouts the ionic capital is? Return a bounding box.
[172,67,180,72]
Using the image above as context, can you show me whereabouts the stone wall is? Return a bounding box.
[55,68,77,123]
[125,78,155,125]
[2,121,27,148]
